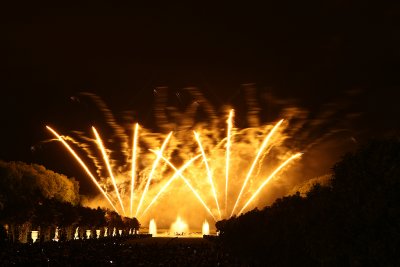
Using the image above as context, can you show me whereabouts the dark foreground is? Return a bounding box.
[0,236,256,266]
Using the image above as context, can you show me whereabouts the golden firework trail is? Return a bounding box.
[225,109,234,215]
[230,119,284,217]
[153,150,217,221]
[237,153,303,215]
[130,123,139,217]
[47,98,304,226]
[92,127,126,215]
[135,132,173,217]
[46,126,118,212]
[139,154,202,219]
[194,131,222,220]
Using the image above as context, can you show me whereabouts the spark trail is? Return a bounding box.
[93,127,126,215]
[194,131,222,220]
[230,119,284,217]
[135,132,173,217]
[46,126,118,212]
[225,109,234,215]
[130,123,139,217]
[238,153,303,215]
[47,94,305,227]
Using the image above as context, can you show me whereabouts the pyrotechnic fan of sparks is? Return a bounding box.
[46,108,302,223]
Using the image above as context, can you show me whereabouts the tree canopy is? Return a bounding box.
[0,161,80,224]
[0,160,140,242]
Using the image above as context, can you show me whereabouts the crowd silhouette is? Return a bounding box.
[0,236,253,266]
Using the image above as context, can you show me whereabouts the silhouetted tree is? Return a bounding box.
[122,217,140,231]
[217,138,400,266]
[0,161,78,242]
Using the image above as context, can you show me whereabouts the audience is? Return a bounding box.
[0,235,255,266]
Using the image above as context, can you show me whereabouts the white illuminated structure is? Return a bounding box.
[31,231,39,243]
[74,227,79,240]
[52,227,59,242]
[96,229,101,239]
[86,230,91,239]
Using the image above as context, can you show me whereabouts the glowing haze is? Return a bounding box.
[46,89,303,230]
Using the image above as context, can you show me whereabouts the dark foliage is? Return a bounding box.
[0,161,140,242]
[217,138,400,266]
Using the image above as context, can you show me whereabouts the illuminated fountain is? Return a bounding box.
[170,216,189,236]
[202,220,210,236]
[149,219,157,237]
[46,90,303,230]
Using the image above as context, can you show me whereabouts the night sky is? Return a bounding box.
[1,2,399,193]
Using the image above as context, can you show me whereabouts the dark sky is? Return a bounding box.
[1,2,399,193]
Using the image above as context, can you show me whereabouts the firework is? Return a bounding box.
[230,119,284,217]
[135,132,172,217]
[194,131,222,219]
[93,127,126,215]
[130,123,139,217]
[47,95,303,230]
[225,109,234,215]
[237,153,303,215]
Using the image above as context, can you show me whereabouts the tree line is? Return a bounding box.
[0,161,139,243]
[216,138,400,266]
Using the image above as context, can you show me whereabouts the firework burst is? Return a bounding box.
[46,93,302,227]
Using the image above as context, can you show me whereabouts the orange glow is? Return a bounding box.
[139,154,201,218]
[170,216,188,235]
[154,151,217,221]
[238,153,303,215]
